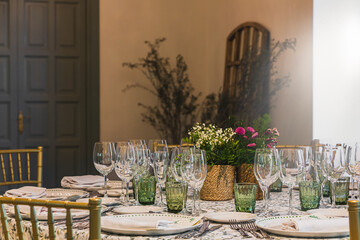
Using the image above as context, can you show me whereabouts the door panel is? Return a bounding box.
[0,0,17,150]
[17,0,86,187]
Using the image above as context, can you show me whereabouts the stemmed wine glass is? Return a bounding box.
[170,147,188,213]
[278,147,304,215]
[190,148,207,216]
[324,145,346,207]
[115,142,136,205]
[132,145,151,205]
[93,142,115,198]
[254,148,279,217]
[151,142,169,207]
[180,148,196,213]
[346,142,360,199]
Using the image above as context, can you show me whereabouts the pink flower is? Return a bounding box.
[266,144,272,149]
[243,135,248,139]
[247,143,256,147]
[247,127,255,133]
[266,138,274,142]
[251,132,258,139]
[235,127,245,135]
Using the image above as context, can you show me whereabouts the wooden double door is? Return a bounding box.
[0,0,99,187]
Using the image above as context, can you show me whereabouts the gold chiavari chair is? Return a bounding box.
[0,197,101,240]
[0,147,43,187]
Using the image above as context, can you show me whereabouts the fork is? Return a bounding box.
[240,222,263,238]
[229,219,252,238]
[246,221,273,239]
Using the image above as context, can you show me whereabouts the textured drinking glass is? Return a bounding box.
[330,177,350,205]
[270,178,282,192]
[323,181,330,197]
[234,183,257,213]
[138,175,156,205]
[166,182,185,213]
[299,181,320,211]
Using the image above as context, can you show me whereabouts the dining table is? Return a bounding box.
[0,186,351,240]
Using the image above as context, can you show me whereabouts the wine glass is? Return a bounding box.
[93,142,115,198]
[254,148,279,217]
[170,147,189,213]
[133,145,151,205]
[151,143,169,207]
[346,142,360,199]
[115,142,136,205]
[325,145,346,207]
[130,139,147,149]
[278,147,304,215]
[180,148,196,213]
[190,148,207,216]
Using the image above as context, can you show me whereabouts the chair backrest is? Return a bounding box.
[0,147,43,187]
[0,197,101,240]
[223,22,270,124]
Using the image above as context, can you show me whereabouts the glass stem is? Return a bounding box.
[104,175,108,198]
[159,183,164,206]
[331,181,336,207]
[192,188,197,215]
[125,182,129,206]
[320,179,326,205]
[288,187,293,215]
[263,187,269,216]
[357,182,360,199]
[197,189,201,212]
[134,177,139,204]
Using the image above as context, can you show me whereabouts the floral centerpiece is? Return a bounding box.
[186,115,279,201]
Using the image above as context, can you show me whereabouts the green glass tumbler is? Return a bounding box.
[323,180,330,197]
[234,183,257,213]
[166,182,184,213]
[138,176,156,205]
[299,181,320,211]
[330,177,350,205]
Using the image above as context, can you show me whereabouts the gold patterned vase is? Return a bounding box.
[200,165,235,201]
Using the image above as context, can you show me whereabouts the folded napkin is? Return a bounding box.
[102,217,174,230]
[61,175,104,189]
[5,186,46,199]
[278,218,349,232]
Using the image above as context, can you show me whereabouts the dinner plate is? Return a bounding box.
[77,197,121,206]
[85,180,126,191]
[98,189,133,197]
[101,214,202,235]
[113,205,163,214]
[203,212,256,223]
[306,208,348,218]
[256,215,349,238]
[42,188,89,200]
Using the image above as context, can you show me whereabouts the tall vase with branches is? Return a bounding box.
[123,38,200,144]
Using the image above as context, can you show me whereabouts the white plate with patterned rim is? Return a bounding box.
[306,208,348,218]
[113,206,163,214]
[203,212,256,223]
[42,188,89,200]
[256,215,349,238]
[77,197,121,206]
[98,189,133,197]
[101,214,202,235]
[85,180,128,191]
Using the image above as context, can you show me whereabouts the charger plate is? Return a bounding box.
[256,215,349,238]
[203,212,256,223]
[43,188,89,200]
[113,205,163,214]
[101,214,202,236]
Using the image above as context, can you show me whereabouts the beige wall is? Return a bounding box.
[100,0,313,144]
